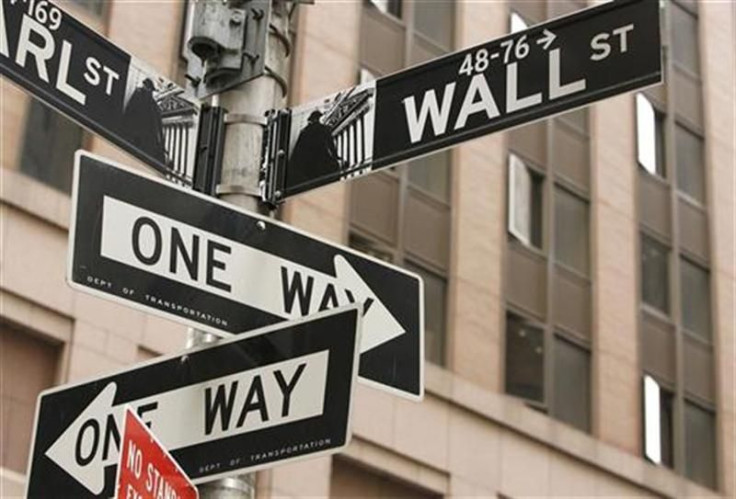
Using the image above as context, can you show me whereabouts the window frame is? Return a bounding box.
[351,2,455,367]
[364,0,402,20]
[504,2,593,434]
[640,231,672,317]
[504,309,592,432]
[553,183,590,277]
[637,0,717,488]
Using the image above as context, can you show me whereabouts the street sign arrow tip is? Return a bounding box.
[45,382,118,495]
[333,255,405,353]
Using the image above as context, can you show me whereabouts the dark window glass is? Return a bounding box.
[671,3,700,74]
[675,125,705,203]
[70,0,104,15]
[680,259,711,340]
[414,1,454,49]
[641,235,670,314]
[20,100,83,193]
[406,262,446,366]
[659,387,675,468]
[505,314,544,403]
[556,108,588,133]
[554,188,589,275]
[408,150,450,201]
[685,402,717,489]
[365,0,401,19]
[551,337,590,431]
[349,233,394,263]
[654,112,667,177]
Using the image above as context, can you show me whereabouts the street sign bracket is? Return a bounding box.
[185,0,271,99]
[260,108,292,207]
[193,105,227,195]
[224,113,268,126]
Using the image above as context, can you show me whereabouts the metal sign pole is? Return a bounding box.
[186,1,292,497]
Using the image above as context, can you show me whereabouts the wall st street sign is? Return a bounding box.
[69,151,424,400]
[27,307,362,498]
[0,0,200,181]
[265,0,661,202]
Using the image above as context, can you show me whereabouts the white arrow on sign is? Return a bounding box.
[45,351,329,494]
[537,29,556,50]
[99,196,403,352]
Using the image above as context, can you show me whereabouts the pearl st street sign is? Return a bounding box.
[0,0,200,182]
[27,307,362,498]
[68,151,424,400]
[264,0,661,203]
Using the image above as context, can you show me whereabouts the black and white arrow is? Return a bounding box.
[28,306,363,497]
[537,29,556,50]
[99,196,404,353]
[46,348,329,493]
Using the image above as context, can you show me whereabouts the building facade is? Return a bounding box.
[1,0,734,497]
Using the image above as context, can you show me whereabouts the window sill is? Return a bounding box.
[507,236,546,261]
[0,467,25,497]
[423,363,721,498]
[638,165,669,187]
[641,303,674,325]
[0,168,71,231]
[677,191,706,212]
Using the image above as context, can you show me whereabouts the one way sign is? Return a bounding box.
[27,307,361,497]
[69,151,423,400]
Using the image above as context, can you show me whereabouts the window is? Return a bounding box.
[414,1,454,49]
[508,154,543,249]
[505,313,591,432]
[408,150,450,202]
[509,11,529,33]
[641,234,670,314]
[0,326,60,472]
[354,1,453,367]
[675,125,705,203]
[638,1,716,488]
[636,94,666,177]
[505,314,544,403]
[554,187,589,275]
[366,0,401,19]
[643,375,675,468]
[505,4,591,434]
[349,233,393,263]
[685,401,717,489]
[551,337,590,431]
[19,100,84,193]
[680,258,711,340]
[70,0,105,15]
[671,2,700,74]
[406,262,446,366]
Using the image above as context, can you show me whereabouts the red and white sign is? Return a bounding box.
[115,407,198,499]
